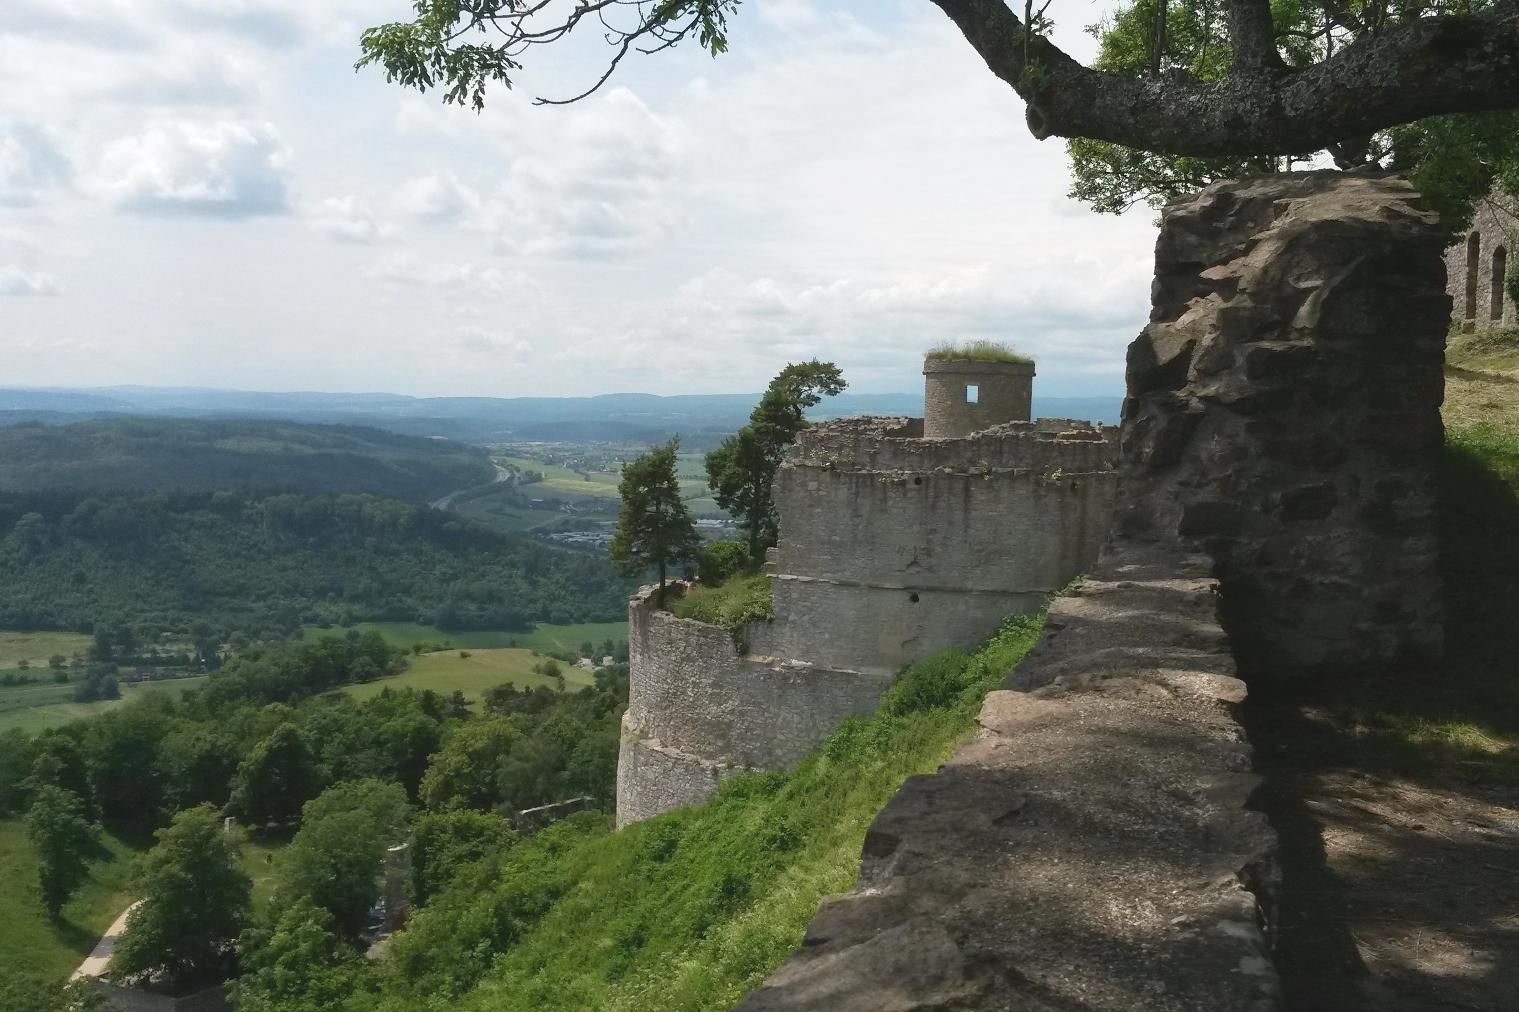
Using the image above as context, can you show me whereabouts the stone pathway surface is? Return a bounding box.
[70,900,139,981]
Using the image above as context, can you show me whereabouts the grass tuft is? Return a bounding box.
[923,340,1032,365]
[669,574,774,641]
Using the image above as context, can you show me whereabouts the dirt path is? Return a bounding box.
[70,900,140,981]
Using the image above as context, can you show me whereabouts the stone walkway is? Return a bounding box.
[70,900,139,981]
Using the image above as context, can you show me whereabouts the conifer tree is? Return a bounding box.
[611,440,701,606]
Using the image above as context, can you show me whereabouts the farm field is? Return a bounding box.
[500,455,620,500]
[339,647,596,706]
[0,631,92,668]
[0,674,210,735]
[300,621,626,656]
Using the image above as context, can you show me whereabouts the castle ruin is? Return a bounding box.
[616,357,1118,826]
[1446,191,1517,332]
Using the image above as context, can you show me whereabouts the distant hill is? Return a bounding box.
[0,386,1123,447]
[0,417,493,502]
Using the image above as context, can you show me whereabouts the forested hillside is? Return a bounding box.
[0,491,631,637]
[0,418,493,502]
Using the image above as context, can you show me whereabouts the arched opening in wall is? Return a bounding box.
[1493,246,1508,321]
[1465,232,1481,321]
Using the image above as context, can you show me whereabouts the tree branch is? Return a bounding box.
[930,0,1519,157]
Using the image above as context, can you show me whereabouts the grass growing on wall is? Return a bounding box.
[669,574,774,639]
[360,612,1045,1012]
[923,340,1032,365]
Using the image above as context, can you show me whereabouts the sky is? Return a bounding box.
[0,0,1158,398]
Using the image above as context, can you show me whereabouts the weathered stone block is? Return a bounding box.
[1121,171,1448,678]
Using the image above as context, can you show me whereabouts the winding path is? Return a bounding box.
[70,900,140,980]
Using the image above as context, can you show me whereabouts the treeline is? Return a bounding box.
[0,417,493,502]
[2,633,628,984]
[0,489,635,638]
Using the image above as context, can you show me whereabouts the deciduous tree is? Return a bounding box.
[110,805,251,984]
[277,780,413,939]
[358,1,1519,173]
[25,785,96,918]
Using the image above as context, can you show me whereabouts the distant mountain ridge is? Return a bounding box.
[0,386,1122,448]
[0,417,494,501]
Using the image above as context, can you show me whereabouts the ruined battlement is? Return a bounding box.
[616,371,1120,826]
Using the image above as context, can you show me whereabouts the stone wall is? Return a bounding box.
[737,544,1279,1012]
[617,585,891,826]
[759,417,1118,672]
[1446,193,1517,332]
[616,416,1118,826]
[922,358,1035,437]
[1121,171,1448,676]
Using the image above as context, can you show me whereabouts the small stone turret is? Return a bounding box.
[922,356,1035,437]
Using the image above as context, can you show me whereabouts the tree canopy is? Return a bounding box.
[359,1,1519,200]
[611,439,700,604]
[706,361,846,559]
[111,805,251,984]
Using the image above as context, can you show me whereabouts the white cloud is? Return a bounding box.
[392,172,481,223]
[0,265,63,296]
[91,120,291,217]
[309,195,389,243]
[0,121,70,206]
[366,253,526,295]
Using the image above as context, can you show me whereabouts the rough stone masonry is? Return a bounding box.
[1119,171,1449,676]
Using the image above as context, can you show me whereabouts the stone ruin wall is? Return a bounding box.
[752,416,1118,674]
[616,584,892,828]
[1446,193,1517,332]
[616,417,1119,826]
[741,171,1450,1010]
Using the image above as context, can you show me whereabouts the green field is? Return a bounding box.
[501,456,621,500]
[455,494,574,533]
[0,818,144,981]
[340,648,595,706]
[0,675,210,736]
[300,621,626,656]
[0,632,92,669]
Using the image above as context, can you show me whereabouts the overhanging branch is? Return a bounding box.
[930,0,1519,157]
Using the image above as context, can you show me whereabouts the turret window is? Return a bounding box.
[965,383,979,404]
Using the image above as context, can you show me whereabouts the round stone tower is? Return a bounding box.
[922,356,1035,438]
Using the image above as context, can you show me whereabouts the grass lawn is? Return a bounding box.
[340,648,596,707]
[0,632,92,668]
[0,818,144,982]
[300,621,626,656]
[0,675,210,736]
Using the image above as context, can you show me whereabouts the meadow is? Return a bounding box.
[0,675,210,736]
[300,621,627,656]
[0,632,92,669]
[341,648,596,705]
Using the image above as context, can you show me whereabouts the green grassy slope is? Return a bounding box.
[350,614,1042,1012]
[0,819,144,981]
[0,418,492,502]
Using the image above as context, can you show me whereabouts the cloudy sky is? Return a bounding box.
[0,0,1157,398]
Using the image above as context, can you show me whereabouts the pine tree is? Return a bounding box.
[611,440,701,606]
